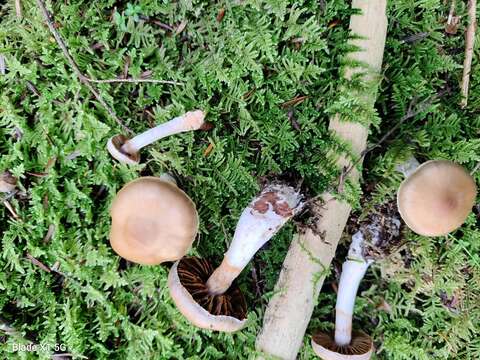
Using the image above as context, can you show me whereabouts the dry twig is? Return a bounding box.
[35,0,132,133]
[461,0,477,108]
[26,253,52,273]
[34,0,180,133]
[3,200,20,219]
[15,0,22,19]
[88,77,180,85]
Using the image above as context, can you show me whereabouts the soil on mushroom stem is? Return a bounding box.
[346,195,404,261]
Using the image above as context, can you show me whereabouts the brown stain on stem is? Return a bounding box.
[252,191,293,217]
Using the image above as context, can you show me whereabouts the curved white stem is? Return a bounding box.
[207,184,303,295]
[121,110,205,154]
[396,156,420,177]
[334,231,373,346]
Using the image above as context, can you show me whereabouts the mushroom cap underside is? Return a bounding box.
[312,331,373,360]
[397,160,477,236]
[168,257,247,332]
[107,134,141,165]
[110,177,198,265]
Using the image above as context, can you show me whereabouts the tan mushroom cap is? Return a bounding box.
[107,134,141,165]
[397,160,477,236]
[109,177,198,265]
[311,331,373,360]
[168,257,247,332]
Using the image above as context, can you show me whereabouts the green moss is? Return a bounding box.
[0,0,479,359]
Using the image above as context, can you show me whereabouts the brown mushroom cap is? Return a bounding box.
[397,160,477,236]
[110,177,198,265]
[311,331,373,360]
[107,134,141,165]
[168,257,247,332]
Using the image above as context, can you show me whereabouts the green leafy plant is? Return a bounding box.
[0,0,478,359]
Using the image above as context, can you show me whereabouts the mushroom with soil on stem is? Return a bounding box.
[168,183,303,332]
[109,176,199,265]
[107,110,208,165]
[396,158,477,236]
[311,231,374,360]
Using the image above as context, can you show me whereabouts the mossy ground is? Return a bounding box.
[0,0,479,359]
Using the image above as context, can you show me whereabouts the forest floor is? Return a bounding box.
[0,0,479,359]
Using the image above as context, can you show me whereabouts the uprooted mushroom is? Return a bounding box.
[109,176,199,265]
[168,184,303,332]
[311,231,374,360]
[107,110,208,164]
[396,159,477,236]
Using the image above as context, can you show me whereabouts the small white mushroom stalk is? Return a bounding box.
[334,231,373,346]
[395,156,420,177]
[107,110,206,164]
[206,184,303,295]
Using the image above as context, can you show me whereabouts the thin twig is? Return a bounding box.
[338,94,439,188]
[88,77,181,85]
[460,0,477,108]
[15,0,22,19]
[26,253,52,273]
[3,200,20,219]
[34,0,133,133]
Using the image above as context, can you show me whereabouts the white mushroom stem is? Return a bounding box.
[121,110,205,154]
[334,231,373,346]
[159,173,177,186]
[206,184,303,295]
[395,156,420,177]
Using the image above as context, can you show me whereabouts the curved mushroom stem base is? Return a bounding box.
[206,184,303,296]
[206,258,242,295]
[334,232,373,346]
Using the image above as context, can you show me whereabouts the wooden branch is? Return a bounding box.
[15,0,22,19]
[460,0,477,108]
[255,2,388,359]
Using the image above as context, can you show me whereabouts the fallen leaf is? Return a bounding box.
[328,19,341,29]
[376,298,392,313]
[43,224,56,243]
[45,157,57,171]
[281,95,308,108]
[203,143,214,157]
[140,70,153,79]
[216,8,226,22]
[176,20,187,35]
[445,16,460,34]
